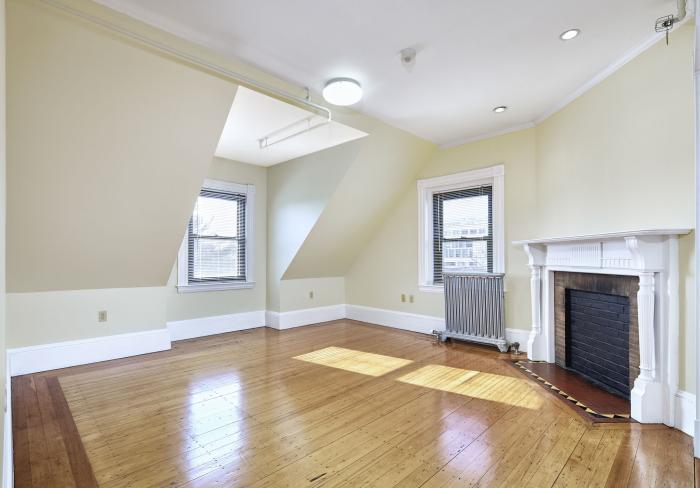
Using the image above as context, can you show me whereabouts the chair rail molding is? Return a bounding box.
[515,229,691,428]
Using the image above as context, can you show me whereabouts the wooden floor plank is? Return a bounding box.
[11,320,696,487]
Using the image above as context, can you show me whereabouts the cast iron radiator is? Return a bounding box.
[435,273,508,352]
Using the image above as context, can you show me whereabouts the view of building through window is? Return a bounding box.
[441,194,490,274]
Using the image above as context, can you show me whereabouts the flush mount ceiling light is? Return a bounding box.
[322,78,362,106]
[493,106,508,113]
[559,29,580,41]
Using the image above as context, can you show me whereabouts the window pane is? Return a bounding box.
[442,195,489,239]
[192,196,238,237]
[192,238,239,279]
[442,240,488,274]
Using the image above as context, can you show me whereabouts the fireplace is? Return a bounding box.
[553,272,638,399]
[515,229,690,425]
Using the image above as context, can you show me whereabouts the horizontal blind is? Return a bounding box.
[188,189,246,282]
[433,185,492,283]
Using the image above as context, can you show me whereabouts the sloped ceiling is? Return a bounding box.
[266,140,363,308]
[7,0,237,292]
[282,119,435,280]
[215,86,367,167]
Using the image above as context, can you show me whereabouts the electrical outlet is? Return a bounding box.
[98,310,108,323]
[409,295,414,303]
[309,291,314,299]
[401,294,406,303]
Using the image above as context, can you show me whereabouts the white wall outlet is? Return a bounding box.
[309,291,314,299]
[401,294,406,303]
[409,295,414,303]
[98,310,108,323]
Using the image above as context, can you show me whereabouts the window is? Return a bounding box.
[433,186,492,280]
[177,180,255,292]
[418,165,504,292]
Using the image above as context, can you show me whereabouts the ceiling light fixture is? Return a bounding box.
[493,106,508,113]
[559,29,580,41]
[322,78,363,106]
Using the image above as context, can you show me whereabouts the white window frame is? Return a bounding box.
[177,179,255,293]
[417,164,505,293]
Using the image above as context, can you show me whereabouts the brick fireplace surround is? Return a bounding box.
[515,229,690,427]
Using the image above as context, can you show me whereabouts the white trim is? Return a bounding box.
[167,310,265,341]
[417,164,505,291]
[266,305,346,330]
[201,179,248,195]
[177,180,255,292]
[7,329,172,376]
[418,284,444,293]
[676,390,696,437]
[265,310,280,329]
[345,303,527,343]
[176,281,255,293]
[439,122,535,150]
[513,228,692,245]
[346,304,443,335]
[3,354,12,488]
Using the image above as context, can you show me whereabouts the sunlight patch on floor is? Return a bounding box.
[294,347,413,377]
[397,364,541,409]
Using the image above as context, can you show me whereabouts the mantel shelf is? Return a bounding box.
[512,228,692,246]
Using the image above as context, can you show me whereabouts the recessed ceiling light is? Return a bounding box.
[493,106,508,113]
[559,29,580,41]
[322,78,363,106]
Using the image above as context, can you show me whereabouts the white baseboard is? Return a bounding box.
[7,328,172,377]
[3,354,12,488]
[675,390,696,437]
[345,304,443,335]
[345,304,529,344]
[167,311,265,341]
[266,304,346,330]
[265,310,280,329]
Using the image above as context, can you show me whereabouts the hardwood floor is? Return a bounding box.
[12,320,697,487]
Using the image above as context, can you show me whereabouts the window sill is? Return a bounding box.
[177,281,255,293]
[419,284,444,293]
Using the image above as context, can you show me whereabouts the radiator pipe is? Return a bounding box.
[675,0,688,23]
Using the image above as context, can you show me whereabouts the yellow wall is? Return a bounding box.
[7,0,236,293]
[346,24,695,391]
[266,142,360,311]
[7,287,166,347]
[166,158,267,321]
[346,128,537,325]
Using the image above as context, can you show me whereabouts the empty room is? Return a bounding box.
[0,0,699,486]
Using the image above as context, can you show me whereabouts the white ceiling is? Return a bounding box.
[215,86,367,166]
[96,0,679,145]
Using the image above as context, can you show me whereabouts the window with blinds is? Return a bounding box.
[187,188,246,283]
[432,185,492,282]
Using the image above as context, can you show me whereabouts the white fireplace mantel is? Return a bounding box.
[514,228,691,426]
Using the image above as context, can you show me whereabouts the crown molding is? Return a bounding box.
[95,0,690,153]
[441,18,691,149]
[438,122,535,149]
[533,31,669,125]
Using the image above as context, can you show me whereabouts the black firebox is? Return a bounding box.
[565,289,630,399]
